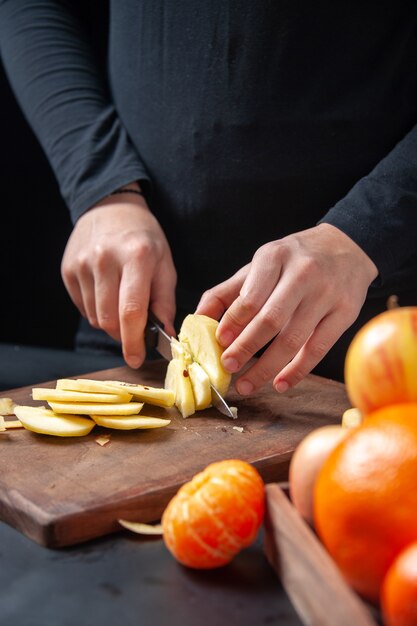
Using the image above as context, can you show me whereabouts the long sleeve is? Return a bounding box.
[2,0,417,295]
[320,124,417,287]
[0,0,148,222]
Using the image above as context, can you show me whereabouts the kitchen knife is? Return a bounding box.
[145,311,236,419]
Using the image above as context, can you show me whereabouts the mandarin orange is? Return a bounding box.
[161,459,265,569]
[381,542,417,626]
[314,403,417,603]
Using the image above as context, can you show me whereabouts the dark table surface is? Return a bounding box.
[0,343,303,626]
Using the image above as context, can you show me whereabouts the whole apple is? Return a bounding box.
[345,307,417,414]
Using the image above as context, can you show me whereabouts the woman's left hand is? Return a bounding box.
[196,223,378,395]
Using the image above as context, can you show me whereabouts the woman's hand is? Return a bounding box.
[61,191,177,368]
[196,223,378,394]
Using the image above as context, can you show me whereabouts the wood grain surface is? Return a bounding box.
[264,484,378,626]
[0,360,349,547]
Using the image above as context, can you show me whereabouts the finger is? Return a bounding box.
[62,272,87,318]
[119,257,152,368]
[77,268,98,328]
[222,272,308,372]
[195,265,250,321]
[216,254,283,348]
[149,257,177,338]
[94,259,121,342]
[273,310,355,392]
[232,299,325,394]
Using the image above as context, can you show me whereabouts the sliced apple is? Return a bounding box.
[105,381,175,408]
[187,361,211,410]
[0,397,15,415]
[47,401,143,416]
[32,388,130,404]
[170,337,192,363]
[178,314,231,396]
[56,377,173,408]
[91,414,171,430]
[14,405,94,437]
[165,358,195,418]
[56,378,133,402]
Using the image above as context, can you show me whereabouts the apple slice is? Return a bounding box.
[14,405,94,437]
[178,314,231,396]
[170,337,192,363]
[91,415,171,429]
[188,361,212,410]
[105,381,175,408]
[0,397,15,415]
[57,378,173,408]
[47,401,143,416]
[32,388,130,404]
[165,358,195,418]
[56,379,133,402]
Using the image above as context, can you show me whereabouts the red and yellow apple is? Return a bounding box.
[345,307,417,414]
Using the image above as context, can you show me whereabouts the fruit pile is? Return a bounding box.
[289,306,417,626]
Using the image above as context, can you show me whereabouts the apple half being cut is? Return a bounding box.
[165,357,195,418]
[178,314,231,397]
[165,314,231,418]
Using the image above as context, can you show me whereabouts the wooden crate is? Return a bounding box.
[264,483,381,626]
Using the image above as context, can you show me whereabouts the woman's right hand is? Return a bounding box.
[61,190,177,368]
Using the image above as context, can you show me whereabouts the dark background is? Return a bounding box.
[0,2,109,350]
[0,63,79,349]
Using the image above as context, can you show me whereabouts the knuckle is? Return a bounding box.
[234,338,259,361]
[308,340,329,361]
[297,256,319,280]
[61,262,76,285]
[237,293,259,318]
[200,287,215,303]
[75,253,90,276]
[92,244,111,271]
[255,241,286,264]
[99,314,119,335]
[128,237,155,262]
[280,329,305,353]
[253,242,273,260]
[120,302,143,322]
[252,362,275,385]
[259,306,284,331]
[289,368,308,385]
[337,298,360,324]
[224,308,251,333]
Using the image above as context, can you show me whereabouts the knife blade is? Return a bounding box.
[145,311,236,419]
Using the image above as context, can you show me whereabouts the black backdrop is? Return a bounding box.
[0,2,109,349]
[0,64,79,349]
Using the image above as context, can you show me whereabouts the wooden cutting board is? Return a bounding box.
[0,360,349,548]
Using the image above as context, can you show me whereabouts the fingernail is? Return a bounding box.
[126,356,141,369]
[217,330,234,347]
[275,380,289,393]
[222,357,239,373]
[237,380,254,396]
